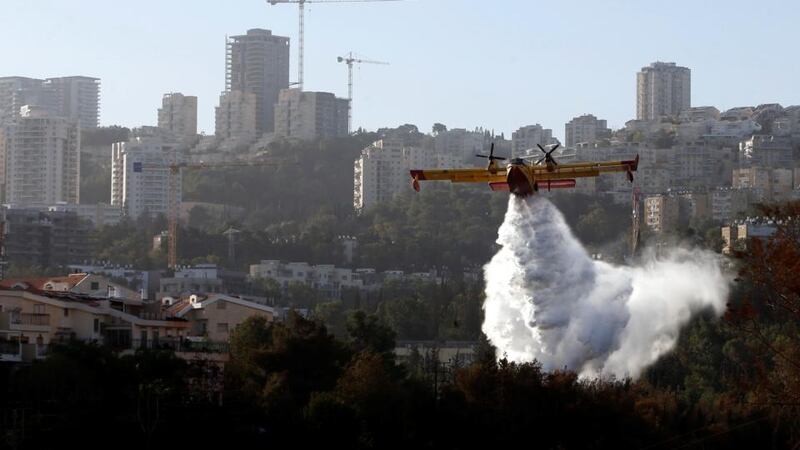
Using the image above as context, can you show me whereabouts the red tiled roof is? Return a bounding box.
[0,274,88,292]
[164,299,194,317]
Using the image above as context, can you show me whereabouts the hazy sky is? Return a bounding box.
[4,0,799,140]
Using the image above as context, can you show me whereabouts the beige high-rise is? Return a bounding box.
[158,93,197,139]
[274,89,349,141]
[215,90,257,141]
[636,62,690,121]
[0,106,80,205]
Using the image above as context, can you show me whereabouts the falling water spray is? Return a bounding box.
[482,196,730,379]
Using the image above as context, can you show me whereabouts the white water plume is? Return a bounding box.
[482,196,730,379]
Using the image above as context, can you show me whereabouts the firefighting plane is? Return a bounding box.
[410,143,639,197]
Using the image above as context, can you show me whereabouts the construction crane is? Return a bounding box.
[337,52,389,132]
[138,160,287,269]
[266,0,401,90]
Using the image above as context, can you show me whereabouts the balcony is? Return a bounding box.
[14,313,50,326]
[0,312,51,332]
[130,338,229,354]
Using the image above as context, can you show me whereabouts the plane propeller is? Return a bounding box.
[476,143,506,162]
[535,144,560,166]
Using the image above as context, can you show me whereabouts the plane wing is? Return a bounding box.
[409,168,507,183]
[529,156,639,179]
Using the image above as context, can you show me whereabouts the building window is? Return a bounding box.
[33,304,45,314]
[63,308,69,317]
[93,318,99,333]
[217,301,227,310]
[217,323,229,333]
[90,281,99,290]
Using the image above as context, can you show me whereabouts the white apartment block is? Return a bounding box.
[0,106,80,205]
[511,124,557,156]
[636,62,690,121]
[250,260,362,298]
[564,114,610,147]
[111,137,180,218]
[273,89,349,140]
[215,90,257,142]
[354,138,408,211]
[158,93,197,139]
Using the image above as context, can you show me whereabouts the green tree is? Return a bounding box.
[228,313,349,413]
[346,310,396,355]
[314,300,347,336]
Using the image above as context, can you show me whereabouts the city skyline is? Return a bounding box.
[3,0,800,140]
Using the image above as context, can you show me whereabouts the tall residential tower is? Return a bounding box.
[0,76,100,129]
[0,106,80,205]
[44,76,100,129]
[158,93,198,140]
[636,62,690,121]
[225,29,290,134]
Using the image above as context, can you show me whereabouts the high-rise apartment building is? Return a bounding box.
[225,29,290,134]
[215,90,257,141]
[636,62,690,121]
[644,194,679,233]
[511,124,557,156]
[44,76,100,129]
[158,93,198,139]
[354,138,413,211]
[111,137,180,218]
[0,76,99,129]
[564,114,611,147]
[0,77,51,122]
[273,89,349,140]
[0,106,80,205]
